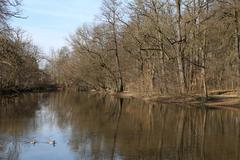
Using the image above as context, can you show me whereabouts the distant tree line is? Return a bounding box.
[49,0,240,97]
[0,0,51,91]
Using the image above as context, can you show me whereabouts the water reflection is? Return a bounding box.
[0,92,240,159]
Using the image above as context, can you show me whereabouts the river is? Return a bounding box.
[0,92,239,160]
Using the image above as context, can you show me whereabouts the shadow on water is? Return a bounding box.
[1,92,240,159]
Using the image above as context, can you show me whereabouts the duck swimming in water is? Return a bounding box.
[27,139,37,144]
[47,139,56,146]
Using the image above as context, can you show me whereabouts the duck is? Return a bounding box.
[47,139,56,145]
[28,139,37,144]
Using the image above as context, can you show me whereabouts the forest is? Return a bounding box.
[1,0,240,98]
[0,0,53,94]
[49,0,240,98]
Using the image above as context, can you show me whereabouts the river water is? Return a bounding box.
[0,92,240,160]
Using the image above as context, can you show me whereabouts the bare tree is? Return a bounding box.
[101,0,124,92]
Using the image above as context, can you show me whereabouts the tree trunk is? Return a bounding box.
[112,11,124,92]
[234,3,240,95]
[176,0,187,94]
[160,47,168,94]
[201,45,208,98]
[201,0,208,98]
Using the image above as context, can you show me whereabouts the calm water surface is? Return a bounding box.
[0,92,240,160]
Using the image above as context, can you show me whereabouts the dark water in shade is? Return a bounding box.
[0,92,240,160]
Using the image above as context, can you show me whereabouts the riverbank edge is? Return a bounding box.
[105,90,240,109]
[0,84,59,97]
[2,87,239,109]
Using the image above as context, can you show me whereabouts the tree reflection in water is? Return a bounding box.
[0,94,41,159]
[0,92,240,159]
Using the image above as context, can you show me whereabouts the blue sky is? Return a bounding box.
[11,0,102,55]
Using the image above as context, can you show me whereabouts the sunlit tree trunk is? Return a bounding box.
[176,0,187,94]
[234,0,240,95]
[201,0,208,98]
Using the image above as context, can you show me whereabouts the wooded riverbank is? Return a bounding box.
[1,86,239,110]
[1,0,240,110]
[48,0,240,100]
[0,84,59,97]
